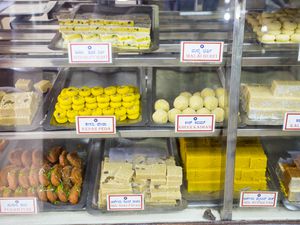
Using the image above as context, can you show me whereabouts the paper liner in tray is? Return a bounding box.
[0,139,93,211]
[86,138,187,215]
[0,69,59,132]
[43,68,148,131]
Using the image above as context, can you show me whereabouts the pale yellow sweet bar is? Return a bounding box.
[34,80,52,93]
[150,191,181,201]
[15,79,32,91]
[271,80,300,97]
[114,167,134,183]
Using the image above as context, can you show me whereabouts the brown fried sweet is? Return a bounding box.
[37,185,48,202]
[2,187,13,197]
[47,146,63,164]
[32,149,44,167]
[0,139,8,153]
[21,150,32,167]
[70,167,82,185]
[67,152,82,168]
[57,184,69,203]
[18,167,30,189]
[0,165,15,186]
[27,187,37,197]
[61,165,72,186]
[29,166,39,187]
[14,186,26,197]
[8,149,23,166]
[50,164,62,187]
[38,163,51,186]
[7,167,19,190]
[59,150,69,167]
[46,184,57,203]
[68,184,81,205]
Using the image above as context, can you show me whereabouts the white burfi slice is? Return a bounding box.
[114,167,134,183]
[34,80,52,93]
[150,164,166,179]
[247,108,286,120]
[150,178,167,185]
[15,79,33,91]
[150,184,180,193]
[271,80,300,97]
[150,191,181,201]
[167,166,183,179]
[135,164,152,179]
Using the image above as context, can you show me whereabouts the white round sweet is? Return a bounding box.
[193,91,201,96]
[275,34,290,42]
[283,21,297,30]
[204,96,218,111]
[291,34,300,43]
[218,95,227,109]
[215,87,225,98]
[180,91,192,99]
[201,88,215,98]
[281,29,294,35]
[152,109,168,124]
[182,107,196,114]
[168,108,181,123]
[261,34,275,43]
[212,107,225,123]
[266,21,281,31]
[173,95,189,110]
[197,108,211,114]
[189,95,203,110]
[154,99,170,112]
[267,30,281,35]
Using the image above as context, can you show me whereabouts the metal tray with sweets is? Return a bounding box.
[0,1,57,17]
[148,68,227,128]
[48,4,159,53]
[0,138,93,211]
[0,68,59,132]
[86,138,187,215]
[43,67,147,131]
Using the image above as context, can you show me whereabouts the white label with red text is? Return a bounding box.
[180,41,224,63]
[240,191,278,207]
[283,112,300,131]
[0,198,37,214]
[175,114,215,133]
[76,116,116,134]
[68,42,112,63]
[107,194,144,211]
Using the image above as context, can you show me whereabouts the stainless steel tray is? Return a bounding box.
[43,68,147,131]
[148,68,225,128]
[48,4,159,53]
[0,69,58,132]
[0,138,93,211]
[86,138,187,215]
[0,1,57,17]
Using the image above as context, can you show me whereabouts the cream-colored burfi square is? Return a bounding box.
[271,80,300,97]
[15,79,33,91]
[114,167,134,183]
[34,80,52,93]
[167,165,182,178]
[150,164,166,179]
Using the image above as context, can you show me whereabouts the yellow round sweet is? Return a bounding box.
[92,108,103,116]
[54,110,67,119]
[68,117,76,123]
[85,96,97,104]
[102,107,115,115]
[116,114,127,121]
[115,107,127,116]
[122,101,134,108]
[97,94,110,103]
[127,113,139,120]
[65,87,79,97]
[59,103,72,110]
[60,88,69,97]
[104,86,117,95]
[128,86,136,93]
[72,95,85,105]
[91,86,104,96]
[67,109,78,119]
[78,108,91,116]
[134,93,141,100]
[117,86,129,95]
[79,86,91,97]
[110,94,122,102]
[134,100,140,106]
[122,93,135,102]
[55,104,66,112]
[127,105,139,115]
[86,102,98,110]
[58,95,72,105]
[110,102,122,108]
[98,102,110,109]
[72,104,85,111]
[55,115,68,124]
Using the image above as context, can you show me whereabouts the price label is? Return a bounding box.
[107,194,144,211]
[175,114,215,133]
[0,198,37,215]
[180,41,224,63]
[68,42,112,64]
[240,191,278,207]
[283,112,300,131]
[76,116,116,134]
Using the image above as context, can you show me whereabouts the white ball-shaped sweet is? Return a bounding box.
[152,109,168,124]
[193,91,201,96]
[168,108,181,123]
[212,107,225,122]
[180,91,192,99]
[215,87,225,98]
[182,107,196,114]
[218,95,227,109]
[173,95,189,110]
[201,88,215,98]
[189,95,203,110]
[154,99,170,112]
[197,108,211,114]
[204,96,218,111]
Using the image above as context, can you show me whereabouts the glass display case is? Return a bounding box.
[0,0,300,224]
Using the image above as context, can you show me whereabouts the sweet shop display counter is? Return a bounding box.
[0,0,300,224]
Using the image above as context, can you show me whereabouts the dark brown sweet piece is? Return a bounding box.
[46,184,57,203]
[38,163,51,186]
[67,152,82,168]
[0,165,15,186]
[68,184,81,205]
[8,149,23,166]
[70,167,82,185]
[21,150,32,167]
[37,185,48,202]
[47,146,63,164]
[14,186,26,197]
[59,150,69,167]
[29,166,39,187]
[32,149,44,167]
[62,165,72,187]
[0,139,8,153]
[7,167,19,190]
[57,184,69,203]
[18,167,30,189]
[50,164,62,187]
